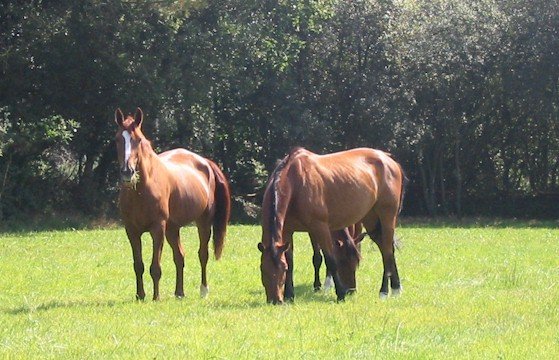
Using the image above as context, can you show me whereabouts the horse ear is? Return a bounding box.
[354,233,367,245]
[257,242,265,253]
[115,108,124,127]
[134,107,143,128]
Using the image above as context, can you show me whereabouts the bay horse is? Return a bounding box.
[257,147,405,304]
[114,108,231,300]
[311,223,363,292]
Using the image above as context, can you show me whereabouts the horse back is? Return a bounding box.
[158,149,214,226]
[287,148,402,229]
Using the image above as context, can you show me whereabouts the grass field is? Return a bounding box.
[1,222,558,359]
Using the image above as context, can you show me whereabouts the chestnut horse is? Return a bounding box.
[311,223,363,292]
[258,147,405,304]
[114,108,231,300]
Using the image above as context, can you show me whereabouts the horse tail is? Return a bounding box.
[393,162,408,250]
[397,162,409,216]
[208,160,231,260]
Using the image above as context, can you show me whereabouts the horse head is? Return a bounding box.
[257,242,289,304]
[332,228,362,292]
[114,108,146,186]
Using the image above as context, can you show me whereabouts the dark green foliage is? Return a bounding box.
[0,0,557,222]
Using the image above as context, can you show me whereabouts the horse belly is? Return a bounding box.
[167,171,210,226]
[169,195,207,226]
[325,184,377,230]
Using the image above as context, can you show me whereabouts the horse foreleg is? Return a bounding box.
[197,222,211,298]
[149,223,165,301]
[322,248,335,292]
[126,229,145,301]
[310,238,323,291]
[284,232,295,302]
[165,225,185,298]
[310,226,347,302]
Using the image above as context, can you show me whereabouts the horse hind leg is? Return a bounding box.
[376,210,402,299]
[197,221,211,298]
[165,225,185,298]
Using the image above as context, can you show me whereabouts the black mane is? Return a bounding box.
[268,147,304,257]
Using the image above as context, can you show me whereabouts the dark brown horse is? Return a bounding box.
[114,108,231,300]
[311,223,363,292]
[258,147,405,304]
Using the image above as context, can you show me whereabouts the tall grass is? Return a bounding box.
[0,224,557,358]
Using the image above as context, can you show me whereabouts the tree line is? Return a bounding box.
[1,0,558,223]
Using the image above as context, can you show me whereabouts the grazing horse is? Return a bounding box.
[257,147,405,304]
[114,108,231,300]
[311,223,363,292]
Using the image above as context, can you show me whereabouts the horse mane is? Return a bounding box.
[268,147,304,256]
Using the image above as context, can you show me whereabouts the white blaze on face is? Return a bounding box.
[122,130,132,165]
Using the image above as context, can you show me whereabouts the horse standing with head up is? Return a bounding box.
[258,147,405,304]
[114,108,231,300]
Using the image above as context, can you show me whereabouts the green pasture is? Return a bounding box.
[0,223,558,359]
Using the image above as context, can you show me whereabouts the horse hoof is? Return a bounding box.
[175,294,185,300]
[135,294,145,301]
[392,286,403,297]
[379,292,389,300]
[200,285,209,298]
[324,275,334,292]
[346,288,357,295]
[314,286,322,292]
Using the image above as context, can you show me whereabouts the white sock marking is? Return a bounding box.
[324,275,334,292]
[200,284,209,298]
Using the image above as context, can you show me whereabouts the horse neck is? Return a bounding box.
[136,143,164,188]
[266,168,293,246]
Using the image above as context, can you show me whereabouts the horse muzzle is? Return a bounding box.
[120,168,138,185]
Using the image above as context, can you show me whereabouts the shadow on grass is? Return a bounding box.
[5,298,135,315]
[4,286,352,314]
[242,283,343,308]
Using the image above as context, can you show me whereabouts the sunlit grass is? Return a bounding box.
[0,224,557,358]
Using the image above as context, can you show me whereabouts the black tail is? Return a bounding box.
[208,161,231,260]
[398,164,409,215]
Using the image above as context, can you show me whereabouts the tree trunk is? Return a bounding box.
[418,149,436,216]
[454,137,462,219]
[439,150,448,215]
